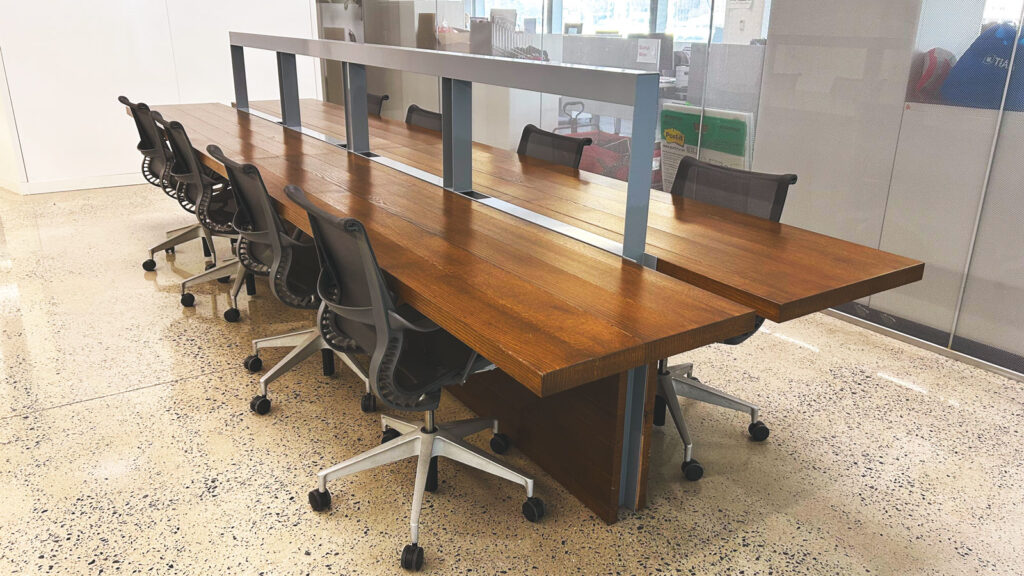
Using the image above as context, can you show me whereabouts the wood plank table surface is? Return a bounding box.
[249,99,925,323]
[144,102,756,523]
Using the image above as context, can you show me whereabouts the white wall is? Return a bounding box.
[0,45,25,193]
[0,0,319,194]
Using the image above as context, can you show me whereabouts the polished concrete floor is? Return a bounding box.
[1,184,1022,575]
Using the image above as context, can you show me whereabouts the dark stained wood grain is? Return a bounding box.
[248,99,924,323]
[451,362,657,523]
[449,369,629,524]
[152,102,755,398]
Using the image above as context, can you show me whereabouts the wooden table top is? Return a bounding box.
[150,102,756,397]
[249,99,924,322]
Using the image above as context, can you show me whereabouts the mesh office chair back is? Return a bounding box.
[207,145,320,309]
[405,104,443,132]
[670,156,795,223]
[155,114,236,233]
[119,96,176,196]
[670,156,797,343]
[516,124,593,170]
[367,92,390,117]
[285,185,482,412]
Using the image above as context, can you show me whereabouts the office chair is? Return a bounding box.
[516,124,593,170]
[404,104,442,132]
[205,145,376,411]
[122,97,216,270]
[287,185,543,572]
[656,156,797,481]
[155,114,249,313]
[120,96,176,195]
[367,92,390,117]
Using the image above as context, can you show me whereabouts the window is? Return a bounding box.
[561,0,651,36]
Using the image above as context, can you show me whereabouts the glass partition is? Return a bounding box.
[951,2,1024,372]
[688,1,764,179]
[818,0,1024,376]
[863,1,1016,346]
[315,0,773,191]
[305,0,1024,377]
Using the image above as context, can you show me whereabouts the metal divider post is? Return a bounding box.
[231,45,249,112]
[344,63,370,154]
[618,72,660,510]
[276,51,301,129]
[441,77,473,193]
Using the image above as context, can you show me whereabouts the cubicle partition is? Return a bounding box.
[227,32,662,509]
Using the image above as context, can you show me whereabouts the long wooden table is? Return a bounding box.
[248,99,925,323]
[146,102,756,523]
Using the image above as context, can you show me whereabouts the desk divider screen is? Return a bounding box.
[228,32,660,511]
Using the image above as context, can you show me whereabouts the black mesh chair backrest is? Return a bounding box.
[207,146,319,309]
[207,146,282,246]
[405,104,443,132]
[285,185,481,412]
[285,185,404,405]
[669,156,796,223]
[154,115,204,198]
[155,114,235,231]
[119,96,163,153]
[670,156,797,344]
[367,92,390,117]
[120,96,175,192]
[516,124,593,170]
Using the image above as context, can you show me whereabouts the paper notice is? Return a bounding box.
[637,38,660,64]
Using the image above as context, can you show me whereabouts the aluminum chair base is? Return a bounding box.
[655,361,770,482]
[142,223,208,271]
[144,221,234,276]
[245,327,374,415]
[178,257,243,310]
[307,411,543,571]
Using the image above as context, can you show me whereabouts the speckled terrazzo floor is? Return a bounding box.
[1,184,1022,575]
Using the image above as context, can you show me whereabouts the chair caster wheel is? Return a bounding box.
[243,354,262,372]
[681,459,704,481]
[217,275,232,284]
[490,432,511,454]
[142,259,156,271]
[164,246,175,255]
[204,262,216,270]
[308,488,331,512]
[180,293,195,307]
[522,497,545,522]
[249,395,270,415]
[748,421,770,442]
[223,308,240,322]
[382,427,401,444]
[360,393,376,413]
[401,544,424,571]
